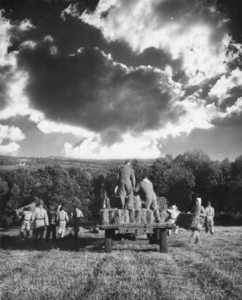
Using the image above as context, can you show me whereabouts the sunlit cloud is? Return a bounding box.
[80,0,231,84]
[209,68,242,103]
[0,142,20,155]
[63,133,160,159]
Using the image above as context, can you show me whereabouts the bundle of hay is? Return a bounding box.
[129,209,135,223]
[157,197,167,211]
[159,210,169,223]
[99,209,109,225]
[99,208,169,225]
[133,195,142,210]
[122,209,129,223]
[135,209,142,223]
[146,210,154,224]
[176,213,205,230]
[141,209,147,223]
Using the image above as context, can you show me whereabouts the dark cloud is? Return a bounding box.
[17,44,182,143]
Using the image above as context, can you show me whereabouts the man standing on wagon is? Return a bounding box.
[117,160,136,209]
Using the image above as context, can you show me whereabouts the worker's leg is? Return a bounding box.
[52,225,57,241]
[74,220,80,238]
[126,188,134,210]
[118,183,126,209]
[154,209,161,223]
[39,226,45,241]
[25,221,31,238]
[46,226,51,242]
[209,218,214,235]
[20,222,26,238]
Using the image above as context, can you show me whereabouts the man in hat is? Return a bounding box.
[31,199,49,245]
[73,205,84,239]
[117,160,136,209]
[205,201,215,235]
[46,205,57,242]
[135,174,161,222]
[20,207,33,238]
[57,204,69,239]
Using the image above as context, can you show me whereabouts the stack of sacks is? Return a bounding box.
[176,213,205,230]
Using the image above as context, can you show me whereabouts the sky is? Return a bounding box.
[0,0,242,160]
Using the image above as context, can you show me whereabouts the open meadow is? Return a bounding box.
[0,226,242,300]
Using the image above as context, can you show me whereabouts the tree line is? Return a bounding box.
[1,149,242,228]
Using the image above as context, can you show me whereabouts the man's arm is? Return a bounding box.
[134,182,141,193]
[65,212,69,223]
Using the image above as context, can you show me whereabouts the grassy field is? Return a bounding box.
[0,226,242,300]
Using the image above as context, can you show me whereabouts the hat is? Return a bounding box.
[196,198,201,205]
[171,205,177,210]
[39,199,44,206]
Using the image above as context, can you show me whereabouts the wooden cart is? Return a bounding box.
[100,223,175,253]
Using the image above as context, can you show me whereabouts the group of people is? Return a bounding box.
[20,199,84,245]
[189,197,215,244]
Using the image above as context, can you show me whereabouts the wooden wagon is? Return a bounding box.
[100,222,175,253]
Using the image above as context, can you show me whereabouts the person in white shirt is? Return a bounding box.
[73,206,84,239]
[57,205,69,239]
[205,201,215,235]
[20,207,32,238]
[31,199,49,245]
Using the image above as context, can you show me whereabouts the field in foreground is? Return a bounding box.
[0,226,242,300]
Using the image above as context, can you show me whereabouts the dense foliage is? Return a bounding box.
[1,150,242,227]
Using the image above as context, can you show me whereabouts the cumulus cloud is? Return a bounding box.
[63,133,160,159]
[0,125,25,142]
[209,68,242,103]
[0,125,25,155]
[0,142,20,155]
[80,0,232,84]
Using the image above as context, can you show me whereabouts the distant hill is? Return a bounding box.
[0,155,155,171]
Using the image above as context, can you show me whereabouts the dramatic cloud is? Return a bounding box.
[1,0,242,159]
[17,45,184,145]
[209,68,242,104]
[80,0,232,84]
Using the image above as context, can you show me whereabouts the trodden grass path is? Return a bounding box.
[0,226,242,300]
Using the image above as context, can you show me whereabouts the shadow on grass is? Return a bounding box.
[0,234,104,252]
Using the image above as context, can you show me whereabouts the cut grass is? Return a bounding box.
[0,226,242,300]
